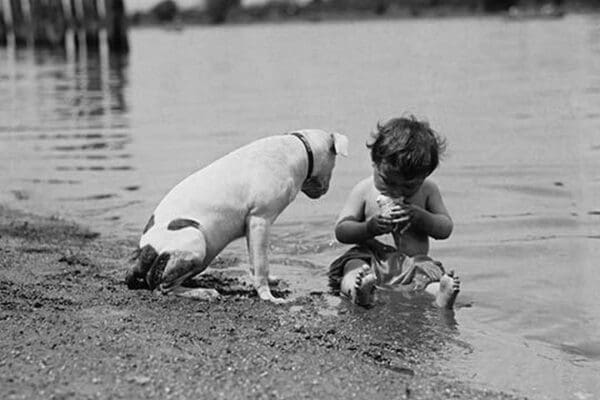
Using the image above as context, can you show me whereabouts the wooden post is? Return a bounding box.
[9,0,30,47]
[71,0,84,51]
[30,0,47,46]
[105,0,128,53]
[0,0,7,46]
[82,0,99,50]
[30,0,67,48]
[1,0,129,53]
[61,0,75,52]
[47,0,67,47]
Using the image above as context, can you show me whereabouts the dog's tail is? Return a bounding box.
[125,244,170,290]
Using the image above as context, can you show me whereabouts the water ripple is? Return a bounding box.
[560,341,600,360]
[484,183,571,198]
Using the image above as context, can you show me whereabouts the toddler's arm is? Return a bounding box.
[407,181,453,240]
[334,180,396,244]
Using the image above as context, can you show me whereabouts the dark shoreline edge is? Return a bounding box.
[0,204,524,399]
[129,1,595,29]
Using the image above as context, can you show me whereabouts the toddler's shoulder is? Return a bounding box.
[421,179,442,196]
[345,177,376,204]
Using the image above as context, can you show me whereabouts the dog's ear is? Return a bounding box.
[331,132,349,157]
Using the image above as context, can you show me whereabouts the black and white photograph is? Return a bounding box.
[1,0,598,398]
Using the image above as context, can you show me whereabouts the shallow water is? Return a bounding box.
[1,14,600,399]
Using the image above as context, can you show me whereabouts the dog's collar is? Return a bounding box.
[290,132,314,180]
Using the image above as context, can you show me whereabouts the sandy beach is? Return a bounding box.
[0,204,523,399]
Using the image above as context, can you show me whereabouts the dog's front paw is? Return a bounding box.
[269,296,289,304]
[267,274,281,285]
[256,287,288,304]
[169,287,220,301]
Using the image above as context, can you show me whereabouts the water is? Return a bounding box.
[2,14,600,399]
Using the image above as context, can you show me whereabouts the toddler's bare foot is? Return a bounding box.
[352,266,377,307]
[436,270,460,309]
[341,265,377,307]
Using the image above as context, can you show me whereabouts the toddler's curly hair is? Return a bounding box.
[367,115,447,179]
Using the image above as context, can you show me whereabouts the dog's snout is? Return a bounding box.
[301,176,330,198]
[303,184,329,199]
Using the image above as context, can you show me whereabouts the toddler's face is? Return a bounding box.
[373,164,426,198]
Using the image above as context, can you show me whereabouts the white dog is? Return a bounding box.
[126,130,348,303]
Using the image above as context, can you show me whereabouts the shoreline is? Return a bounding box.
[129,2,595,28]
[0,204,523,399]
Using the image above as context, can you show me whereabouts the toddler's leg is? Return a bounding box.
[340,259,377,307]
[425,270,460,309]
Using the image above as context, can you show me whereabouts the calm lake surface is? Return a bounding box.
[1,14,599,399]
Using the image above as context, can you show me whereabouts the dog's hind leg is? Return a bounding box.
[157,227,220,300]
[168,283,220,300]
[158,253,220,300]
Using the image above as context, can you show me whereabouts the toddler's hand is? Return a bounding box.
[388,204,412,233]
[366,214,397,236]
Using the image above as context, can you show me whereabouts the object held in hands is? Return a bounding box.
[376,194,403,217]
[376,194,411,234]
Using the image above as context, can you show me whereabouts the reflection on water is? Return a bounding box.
[0,45,140,227]
[322,289,467,379]
[373,289,461,332]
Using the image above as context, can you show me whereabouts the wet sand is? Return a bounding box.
[0,205,522,400]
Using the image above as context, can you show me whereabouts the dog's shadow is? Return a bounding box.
[181,271,291,299]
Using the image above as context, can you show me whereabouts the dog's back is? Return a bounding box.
[145,135,308,244]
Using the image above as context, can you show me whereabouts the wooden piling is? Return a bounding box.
[61,0,76,52]
[0,1,7,46]
[82,0,100,49]
[0,0,128,53]
[70,0,84,51]
[105,0,128,53]
[49,0,68,48]
[30,0,49,47]
[9,0,31,47]
[30,0,67,48]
